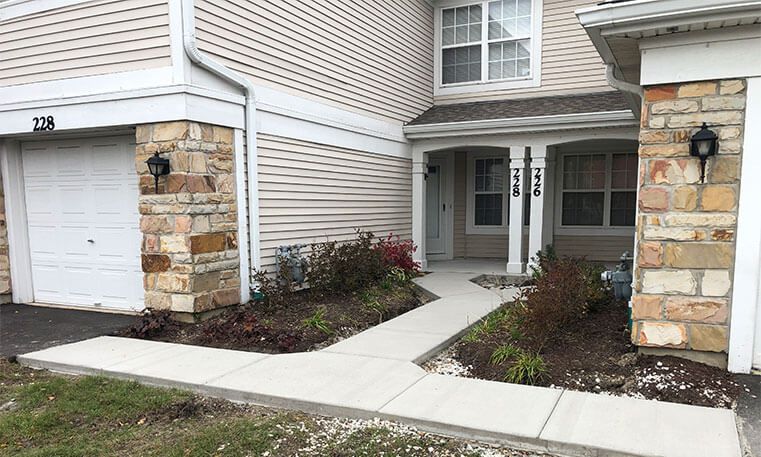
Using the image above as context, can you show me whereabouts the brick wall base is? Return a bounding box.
[633,79,746,357]
[136,121,241,318]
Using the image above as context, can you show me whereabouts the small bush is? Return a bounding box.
[529,244,558,279]
[126,310,172,339]
[489,344,522,365]
[302,307,333,335]
[374,234,420,277]
[462,308,511,343]
[308,229,385,296]
[518,255,611,350]
[504,352,547,385]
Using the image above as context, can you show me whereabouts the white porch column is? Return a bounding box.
[507,147,526,274]
[527,144,552,268]
[411,149,428,270]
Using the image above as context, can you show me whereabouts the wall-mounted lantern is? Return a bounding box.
[146,152,170,193]
[690,122,718,183]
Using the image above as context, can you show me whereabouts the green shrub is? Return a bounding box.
[307,229,385,296]
[462,308,511,343]
[504,352,547,385]
[518,256,611,350]
[489,344,522,365]
[302,307,333,335]
[529,244,558,279]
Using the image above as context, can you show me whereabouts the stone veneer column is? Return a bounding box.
[0,171,10,304]
[633,79,747,357]
[135,121,240,319]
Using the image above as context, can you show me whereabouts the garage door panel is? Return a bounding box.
[60,226,90,258]
[27,225,59,258]
[24,187,55,219]
[22,136,144,312]
[56,147,86,177]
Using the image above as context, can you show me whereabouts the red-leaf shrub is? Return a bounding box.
[374,233,420,275]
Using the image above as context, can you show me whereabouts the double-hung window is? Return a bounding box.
[439,0,539,91]
[560,152,637,228]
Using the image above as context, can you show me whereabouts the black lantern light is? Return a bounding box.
[146,151,170,193]
[690,122,718,183]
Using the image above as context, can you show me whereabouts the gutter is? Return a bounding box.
[180,0,261,281]
[606,64,643,99]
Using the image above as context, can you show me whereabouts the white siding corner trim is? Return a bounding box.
[729,76,761,374]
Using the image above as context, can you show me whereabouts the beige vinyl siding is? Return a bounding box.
[195,0,434,124]
[257,134,412,271]
[554,235,634,264]
[0,0,171,87]
[435,0,609,104]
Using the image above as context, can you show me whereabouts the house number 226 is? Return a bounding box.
[511,169,521,197]
[32,116,55,132]
[533,168,543,197]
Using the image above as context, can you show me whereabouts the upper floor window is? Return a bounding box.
[437,0,542,95]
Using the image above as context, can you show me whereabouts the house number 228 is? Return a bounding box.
[511,169,521,197]
[32,116,55,132]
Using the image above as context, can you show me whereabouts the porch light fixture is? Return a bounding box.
[690,123,718,183]
[146,152,170,193]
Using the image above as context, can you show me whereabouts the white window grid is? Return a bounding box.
[440,0,534,87]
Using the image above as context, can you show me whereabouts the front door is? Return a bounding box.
[426,158,448,256]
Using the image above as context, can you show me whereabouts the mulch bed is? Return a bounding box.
[454,299,746,408]
[123,282,426,354]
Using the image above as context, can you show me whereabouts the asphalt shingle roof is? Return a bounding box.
[407,91,630,126]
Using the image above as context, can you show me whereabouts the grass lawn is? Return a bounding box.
[0,360,551,457]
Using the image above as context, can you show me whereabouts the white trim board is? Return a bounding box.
[0,0,91,21]
[0,68,177,107]
[0,90,245,137]
[411,126,640,154]
[0,139,34,304]
[233,129,251,304]
[729,76,761,374]
[639,26,761,85]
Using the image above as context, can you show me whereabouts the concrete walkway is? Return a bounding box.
[17,273,743,457]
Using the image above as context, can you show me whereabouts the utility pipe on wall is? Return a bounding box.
[180,0,261,288]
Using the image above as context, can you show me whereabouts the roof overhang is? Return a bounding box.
[403,110,638,139]
[576,0,761,87]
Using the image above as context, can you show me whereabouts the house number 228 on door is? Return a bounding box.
[32,116,55,132]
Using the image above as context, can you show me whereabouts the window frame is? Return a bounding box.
[554,151,638,236]
[466,151,509,235]
[434,0,543,97]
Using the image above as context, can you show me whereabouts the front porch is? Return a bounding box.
[411,131,640,274]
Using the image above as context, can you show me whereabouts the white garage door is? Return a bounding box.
[22,136,144,312]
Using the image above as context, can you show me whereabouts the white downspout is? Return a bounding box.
[180,0,261,282]
[606,63,643,98]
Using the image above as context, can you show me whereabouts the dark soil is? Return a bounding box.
[455,300,746,408]
[123,282,425,354]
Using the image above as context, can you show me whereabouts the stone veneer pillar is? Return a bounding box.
[135,121,240,319]
[0,171,10,304]
[633,79,747,358]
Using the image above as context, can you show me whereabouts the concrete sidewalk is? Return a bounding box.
[17,272,743,457]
